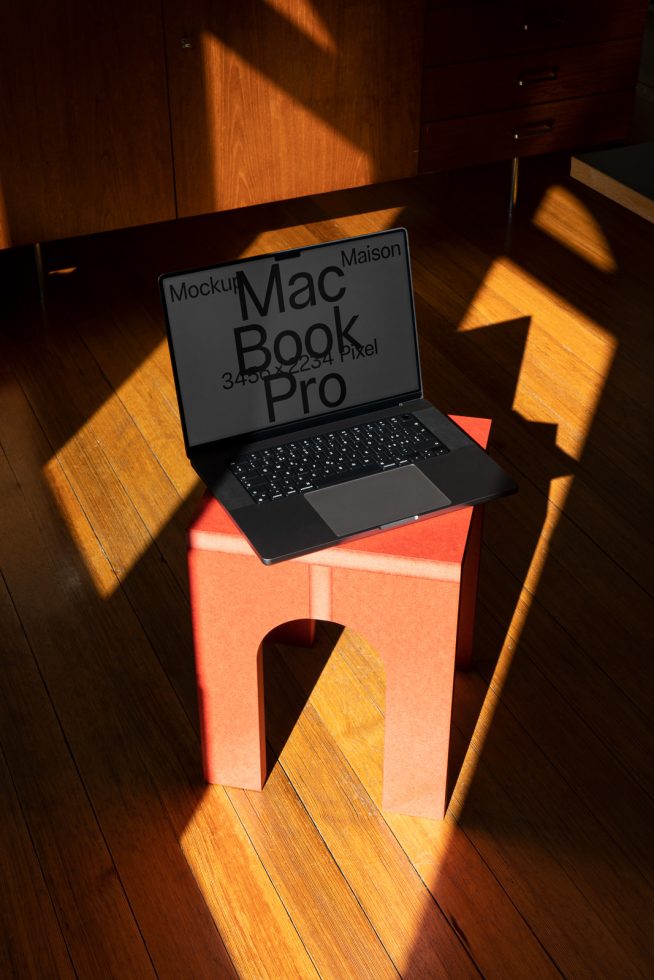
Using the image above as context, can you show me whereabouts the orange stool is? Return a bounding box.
[187,416,489,819]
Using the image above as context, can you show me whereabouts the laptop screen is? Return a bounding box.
[161,228,421,448]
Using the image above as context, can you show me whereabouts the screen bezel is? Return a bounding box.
[159,228,424,454]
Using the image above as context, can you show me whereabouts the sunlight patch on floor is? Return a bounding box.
[456,256,617,359]
[42,454,119,599]
[43,339,198,597]
[511,329,615,461]
[514,475,575,593]
[300,206,408,240]
[456,257,617,459]
[531,183,618,273]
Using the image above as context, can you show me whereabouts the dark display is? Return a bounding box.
[162,229,421,447]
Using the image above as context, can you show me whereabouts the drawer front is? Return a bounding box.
[419,90,634,172]
[425,0,648,65]
[422,37,643,120]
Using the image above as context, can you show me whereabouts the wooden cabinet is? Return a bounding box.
[0,0,423,248]
[163,0,424,217]
[0,1,647,248]
[0,2,176,249]
[419,0,648,173]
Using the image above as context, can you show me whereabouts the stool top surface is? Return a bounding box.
[188,416,490,577]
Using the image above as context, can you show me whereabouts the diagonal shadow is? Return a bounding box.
[401,159,654,977]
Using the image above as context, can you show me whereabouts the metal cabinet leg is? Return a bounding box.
[508,156,520,220]
[34,242,46,313]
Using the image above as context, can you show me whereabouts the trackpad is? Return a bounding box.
[306,465,451,538]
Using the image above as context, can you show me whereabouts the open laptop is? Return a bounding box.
[160,228,516,564]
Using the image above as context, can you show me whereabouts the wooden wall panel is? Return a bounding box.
[0,2,175,248]
[164,0,424,217]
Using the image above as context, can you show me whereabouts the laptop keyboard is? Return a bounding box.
[229,414,449,504]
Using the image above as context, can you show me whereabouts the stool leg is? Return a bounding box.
[194,622,268,791]
[455,506,484,670]
[333,570,461,820]
[381,608,459,820]
[187,549,313,789]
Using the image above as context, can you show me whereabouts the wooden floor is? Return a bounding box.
[1,157,653,979]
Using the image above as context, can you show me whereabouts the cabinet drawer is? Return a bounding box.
[422,37,643,120]
[419,90,634,172]
[425,0,647,65]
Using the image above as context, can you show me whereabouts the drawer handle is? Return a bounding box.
[518,67,558,87]
[513,121,555,140]
[522,14,565,31]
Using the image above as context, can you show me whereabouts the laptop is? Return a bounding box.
[160,228,517,564]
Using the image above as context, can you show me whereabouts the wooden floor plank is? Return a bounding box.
[73,295,198,498]
[7,329,200,708]
[474,601,654,871]
[336,631,653,979]
[480,472,653,684]
[0,404,159,978]
[0,382,238,978]
[262,640,479,979]
[0,371,314,979]
[14,322,188,574]
[227,772,398,980]
[279,629,558,980]
[0,739,76,980]
[451,674,654,977]
[477,550,653,799]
